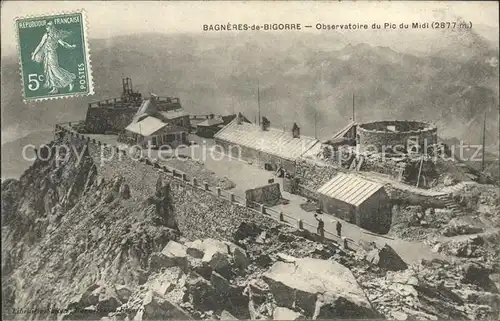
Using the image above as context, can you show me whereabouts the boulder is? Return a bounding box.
[203,248,231,276]
[185,240,205,258]
[142,290,192,320]
[263,257,378,318]
[441,218,484,237]
[391,311,409,321]
[365,244,408,271]
[161,241,189,269]
[115,285,132,302]
[149,253,169,271]
[211,271,231,295]
[273,307,304,320]
[232,246,249,270]
[187,256,212,279]
[186,273,217,310]
[149,241,189,272]
[462,263,497,292]
[152,281,175,297]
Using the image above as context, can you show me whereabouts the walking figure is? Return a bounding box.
[314,214,325,238]
[336,220,342,237]
[31,21,77,94]
[342,237,349,250]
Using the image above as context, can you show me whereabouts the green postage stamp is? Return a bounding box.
[15,10,94,101]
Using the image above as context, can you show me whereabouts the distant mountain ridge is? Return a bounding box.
[1,130,54,180]
[1,32,498,150]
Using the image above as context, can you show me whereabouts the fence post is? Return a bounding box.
[298,219,303,230]
[279,212,284,221]
[260,204,266,214]
[216,187,221,197]
[204,181,209,191]
[192,178,197,187]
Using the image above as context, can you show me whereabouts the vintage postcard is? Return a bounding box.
[15,10,93,101]
[1,1,499,321]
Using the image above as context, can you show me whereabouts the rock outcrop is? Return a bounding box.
[365,244,408,271]
[263,257,379,318]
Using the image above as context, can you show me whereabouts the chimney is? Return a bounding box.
[292,122,300,138]
[237,112,243,125]
[261,117,270,131]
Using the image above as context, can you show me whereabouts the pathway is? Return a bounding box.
[62,126,447,264]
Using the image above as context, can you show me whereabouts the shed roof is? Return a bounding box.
[317,173,384,207]
[125,116,167,136]
[214,117,320,160]
[332,122,357,140]
[197,118,224,127]
[132,99,157,123]
[159,109,189,120]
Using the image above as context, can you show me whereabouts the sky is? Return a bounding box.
[2,1,499,56]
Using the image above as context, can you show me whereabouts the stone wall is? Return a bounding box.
[358,121,437,154]
[245,183,282,208]
[58,127,280,241]
[294,159,339,191]
[215,139,296,175]
[84,108,137,134]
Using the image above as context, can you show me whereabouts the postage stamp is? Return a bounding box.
[15,10,94,102]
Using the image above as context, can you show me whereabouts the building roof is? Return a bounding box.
[159,109,188,120]
[317,173,384,207]
[132,99,157,122]
[332,122,357,140]
[214,117,320,161]
[197,118,224,127]
[125,116,168,136]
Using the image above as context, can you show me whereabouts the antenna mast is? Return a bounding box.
[314,109,317,139]
[481,112,486,171]
[257,80,261,126]
[352,93,355,122]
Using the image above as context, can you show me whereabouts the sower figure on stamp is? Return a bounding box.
[31,21,76,94]
[314,214,324,238]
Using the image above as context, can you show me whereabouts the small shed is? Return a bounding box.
[195,117,224,138]
[123,116,187,148]
[317,173,391,233]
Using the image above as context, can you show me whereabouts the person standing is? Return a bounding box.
[314,214,325,238]
[336,220,342,237]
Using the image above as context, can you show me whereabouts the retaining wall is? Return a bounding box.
[56,124,279,240]
[84,108,137,134]
[245,183,282,208]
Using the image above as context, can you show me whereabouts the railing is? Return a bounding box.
[245,199,361,251]
[54,122,362,252]
[88,97,141,109]
[87,96,178,109]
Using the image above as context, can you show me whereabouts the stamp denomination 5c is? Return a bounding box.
[15,10,93,102]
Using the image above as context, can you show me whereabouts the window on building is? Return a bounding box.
[165,134,176,142]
